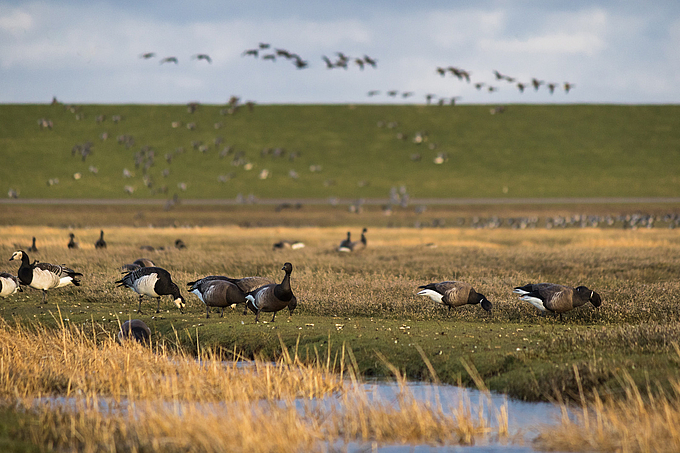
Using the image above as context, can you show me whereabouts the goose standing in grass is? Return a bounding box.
[118,319,151,345]
[514,283,602,320]
[95,230,107,249]
[337,228,367,252]
[337,232,353,252]
[244,262,295,322]
[28,237,38,253]
[68,233,79,249]
[116,266,185,314]
[272,240,305,250]
[417,281,492,313]
[120,258,155,272]
[190,279,247,318]
[187,275,274,314]
[0,273,21,298]
[9,251,82,303]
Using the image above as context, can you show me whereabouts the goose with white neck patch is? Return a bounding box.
[9,250,82,303]
[116,266,185,314]
[245,262,295,322]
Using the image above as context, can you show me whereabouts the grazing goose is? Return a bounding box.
[515,283,602,320]
[0,273,21,298]
[417,281,492,313]
[245,263,295,322]
[116,266,185,314]
[28,237,38,253]
[272,240,305,250]
[174,239,186,250]
[187,275,274,313]
[190,279,247,318]
[9,251,82,303]
[118,319,151,345]
[95,230,107,249]
[67,233,79,249]
[120,258,155,272]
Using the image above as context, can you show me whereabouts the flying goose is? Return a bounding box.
[95,230,107,249]
[28,237,38,252]
[514,283,602,320]
[116,266,185,314]
[9,251,82,303]
[192,53,212,63]
[244,262,295,322]
[417,281,492,313]
[0,273,20,298]
[160,56,178,64]
[120,258,156,272]
[190,279,247,318]
[118,319,151,345]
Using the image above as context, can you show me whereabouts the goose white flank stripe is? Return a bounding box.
[416,288,443,304]
[0,273,20,298]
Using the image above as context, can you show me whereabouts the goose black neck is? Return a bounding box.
[274,270,293,301]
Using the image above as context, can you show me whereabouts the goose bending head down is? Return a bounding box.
[515,283,602,320]
[118,319,151,345]
[417,281,492,313]
[245,262,295,322]
[9,250,82,303]
[190,279,247,318]
[115,266,185,314]
[120,258,156,273]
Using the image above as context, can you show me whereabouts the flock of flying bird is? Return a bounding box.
[1,226,602,344]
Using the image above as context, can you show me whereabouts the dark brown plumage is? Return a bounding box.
[245,263,295,322]
[514,283,602,320]
[417,281,492,313]
[190,279,247,318]
[118,319,151,345]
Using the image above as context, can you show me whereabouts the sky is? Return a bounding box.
[1,1,679,105]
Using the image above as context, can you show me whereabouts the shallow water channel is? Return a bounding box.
[37,376,569,452]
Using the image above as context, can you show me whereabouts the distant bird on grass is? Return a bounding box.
[0,273,20,298]
[514,283,601,320]
[245,262,296,322]
[337,228,367,252]
[28,237,38,253]
[95,230,107,249]
[9,250,82,303]
[175,239,186,250]
[68,233,79,249]
[417,281,492,313]
[120,258,156,273]
[116,266,185,314]
[160,56,178,64]
[118,319,151,345]
[273,240,305,250]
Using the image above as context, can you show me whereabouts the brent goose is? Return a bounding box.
[118,319,151,345]
[95,230,107,249]
[116,266,185,314]
[244,263,295,322]
[190,279,247,318]
[417,281,492,313]
[515,283,601,320]
[28,237,38,253]
[9,251,81,303]
[67,233,79,249]
[187,275,273,314]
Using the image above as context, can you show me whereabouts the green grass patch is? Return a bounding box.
[2,103,680,199]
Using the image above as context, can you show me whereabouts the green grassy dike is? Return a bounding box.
[2,103,680,199]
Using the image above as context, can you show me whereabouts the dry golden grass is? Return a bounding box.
[536,367,680,453]
[1,319,507,452]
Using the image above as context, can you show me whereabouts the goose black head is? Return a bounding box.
[590,290,602,307]
[9,250,24,262]
[478,294,492,312]
[282,262,293,274]
[576,286,602,307]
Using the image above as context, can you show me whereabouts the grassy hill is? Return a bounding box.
[1,103,679,199]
